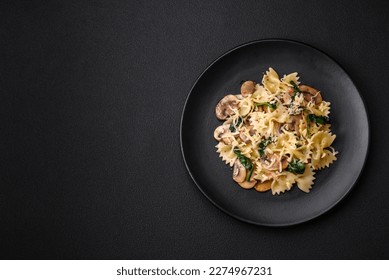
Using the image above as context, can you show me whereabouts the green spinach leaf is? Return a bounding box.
[307,114,330,137]
[290,81,300,102]
[233,148,253,172]
[255,102,277,110]
[246,165,254,182]
[229,117,243,132]
[286,159,305,174]
[258,137,272,157]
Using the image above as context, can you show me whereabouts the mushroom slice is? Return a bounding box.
[239,132,250,143]
[240,81,256,97]
[254,180,273,192]
[298,85,323,104]
[238,179,257,189]
[282,91,293,104]
[232,159,246,183]
[214,125,230,141]
[287,114,303,135]
[215,95,239,120]
[248,125,256,136]
[261,154,278,171]
[273,122,283,136]
[261,153,289,171]
[281,157,289,170]
[239,125,254,143]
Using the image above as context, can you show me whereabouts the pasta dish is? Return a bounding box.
[214,68,338,195]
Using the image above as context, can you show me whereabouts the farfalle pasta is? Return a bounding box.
[214,68,338,195]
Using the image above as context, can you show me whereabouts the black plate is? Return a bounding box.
[180,39,369,226]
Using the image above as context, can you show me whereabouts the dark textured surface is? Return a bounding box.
[0,0,388,259]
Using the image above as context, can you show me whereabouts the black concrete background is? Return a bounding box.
[0,0,388,259]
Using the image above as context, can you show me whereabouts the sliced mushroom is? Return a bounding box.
[215,95,239,120]
[238,179,257,189]
[287,114,303,135]
[238,125,255,143]
[261,153,289,171]
[261,154,278,171]
[298,85,323,104]
[282,91,293,103]
[214,125,232,145]
[254,180,273,192]
[214,125,229,141]
[233,159,246,183]
[240,81,256,97]
[239,132,250,143]
[281,157,289,170]
[248,125,256,136]
[273,122,283,136]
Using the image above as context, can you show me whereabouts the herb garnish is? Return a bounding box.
[307,114,330,137]
[233,148,254,182]
[308,114,330,125]
[233,148,253,171]
[255,102,277,110]
[286,159,305,174]
[290,81,300,102]
[258,137,272,157]
[229,117,243,132]
[246,165,254,182]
